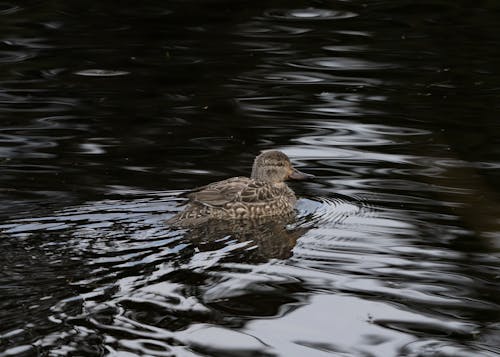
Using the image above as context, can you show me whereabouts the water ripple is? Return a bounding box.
[74,69,130,77]
[238,71,382,86]
[0,2,21,15]
[1,187,498,356]
[298,195,368,227]
[238,22,312,37]
[1,1,500,355]
[0,50,36,63]
[289,57,398,71]
[264,8,357,21]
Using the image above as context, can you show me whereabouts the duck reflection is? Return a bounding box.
[180,214,308,262]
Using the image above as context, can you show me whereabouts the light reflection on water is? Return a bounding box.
[1,1,500,356]
[263,8,358,21]
[2,138,499,356]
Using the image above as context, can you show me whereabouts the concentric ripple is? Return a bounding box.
[296,195,369,227]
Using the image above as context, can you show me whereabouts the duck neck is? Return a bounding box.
[251,166,268,182]
[251,164,282,183]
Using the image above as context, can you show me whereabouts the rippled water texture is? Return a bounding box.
[1,1,500,356]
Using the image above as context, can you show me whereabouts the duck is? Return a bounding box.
[168,150,313,227]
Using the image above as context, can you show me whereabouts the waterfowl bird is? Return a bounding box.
[168,150,313,227]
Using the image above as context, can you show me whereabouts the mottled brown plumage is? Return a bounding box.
[168,150,313,227]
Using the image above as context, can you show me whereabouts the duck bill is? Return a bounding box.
[289,168,314,180]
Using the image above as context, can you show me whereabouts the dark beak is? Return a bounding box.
[289,168,315,180]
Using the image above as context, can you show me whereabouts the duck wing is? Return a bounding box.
[187,177,276,207]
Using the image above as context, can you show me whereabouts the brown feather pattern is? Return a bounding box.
[167,151,310,227]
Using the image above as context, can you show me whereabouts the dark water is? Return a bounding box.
[1,1,500,356]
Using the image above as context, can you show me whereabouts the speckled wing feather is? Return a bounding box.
[186,177,282,207]
[186,177,253,207]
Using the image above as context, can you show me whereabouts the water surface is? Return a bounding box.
[1,1,500,356]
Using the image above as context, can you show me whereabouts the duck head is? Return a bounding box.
[251,150,314,183]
